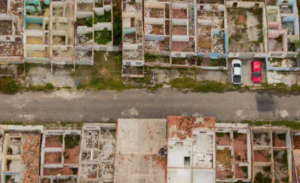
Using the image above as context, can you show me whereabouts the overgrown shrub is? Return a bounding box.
[65,135,80,149]
[0,77,20,94]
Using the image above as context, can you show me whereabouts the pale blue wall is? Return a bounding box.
[24,17,43,29]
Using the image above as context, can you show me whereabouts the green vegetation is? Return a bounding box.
[172,57,187,65]
[233,132,242,139]
[277,133,286,141]
[216,132,224,138]
[113,14,122,45]
[260,82,300,92]
[65,135,81,149]
[281,176,289,182]
[58,156,62,162]
[241,166,248,174]
[113,0,122,46]
[276,35,283,42]
[94,28,112,45]
[5,175,12,182]
[145,53,170,63]
[254,172,271,183]
[94,10,111,23]
[73,51,129,91]
[210,58,226,66]
[274,150,288,167]
[95,0,103,7]
[77,17,93,27]
[240,120,300,130]
[170,78,235,92]
[59,135,63,143]
[26,83,55,92]
[128,0,135,5]
[0,77,20,94]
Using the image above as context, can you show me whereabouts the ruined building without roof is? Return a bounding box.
[0,119,300,182]
[1,0,300,77]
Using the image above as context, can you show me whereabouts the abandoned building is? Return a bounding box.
[0,120,298,182]
[215,123,251,182]
[40,129,81,183]
[293,131,300,183]
[167,116,216,183]
[0,125,44,183]
[78,123,116,183]
[0,0,23,64]
[121,0,145,77]
[251,127,292,183]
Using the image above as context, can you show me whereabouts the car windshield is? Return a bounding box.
[253,72,261,77]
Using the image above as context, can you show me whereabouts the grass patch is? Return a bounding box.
[65,134,80,149]
[94,10,111,23]
[240,120,300,130]
[233,132,242,139]
[216,132,224,137]
[0,77,20,94]
[94,28,112,45]
[255,172,271,183]
[73,51,128,91]
[26,83,55,92]
[170,77,234,92]
[77,17,93,27]
[241,166,248,178]
[113,0,122,46]
[145,53,170,63]
[277,133,286,141]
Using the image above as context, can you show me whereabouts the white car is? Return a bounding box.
[232,59,242,85]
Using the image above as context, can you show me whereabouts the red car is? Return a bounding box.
[251,61,262,83]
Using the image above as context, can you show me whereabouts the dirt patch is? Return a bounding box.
[168,116,195,140]
[254,150,269,162]
[293,136,300,149]
[273,133,286,147]
[144,154,167,170]
[172,38,194,52]
[146,8,164,18]
[64,145,80,164]
[44,152,62,164]
[0,20,12,35]
[172,9,187,19]
[22,134,41,183]
[274,150,288,182]
[45,136,63,148]
[235,165,247,179]
[173,25,187,35]
[44,166,77,176]
[234,134,247,162]
[216,148,233,178]
[216,133,231,146]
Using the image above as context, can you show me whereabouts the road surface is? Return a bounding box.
[0,89,299,122]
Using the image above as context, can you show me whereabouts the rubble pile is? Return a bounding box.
[81,165,97,178]
[0,38,22,56]
[98,162,113,178]
[0,20,12,35]
[76,34,92,44]
[75,50,92,61]
[83,130,99,148]
[145,40,160,50]
[22,134,41,183]
[145,8,163,18]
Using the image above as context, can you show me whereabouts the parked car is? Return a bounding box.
[232,59,242,85]
[251,61,262,83]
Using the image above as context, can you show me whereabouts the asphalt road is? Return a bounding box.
[0,89,300,122]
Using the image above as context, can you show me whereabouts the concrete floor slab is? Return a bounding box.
[115,119,167,183]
